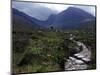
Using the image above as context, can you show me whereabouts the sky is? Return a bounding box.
[12,1,96,21]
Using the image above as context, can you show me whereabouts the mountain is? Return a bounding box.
[13,8,56,30]
[31,14,56,28]
[79,19,96,32]
[52,7,95,30]
[13,8,43,31]
[13,7,96,31]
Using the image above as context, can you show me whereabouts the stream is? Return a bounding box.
[65,34,91,70]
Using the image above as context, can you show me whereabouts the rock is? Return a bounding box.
[65,35,91,71]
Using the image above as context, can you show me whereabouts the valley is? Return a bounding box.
[12,29,96,74]
[12,2,96,74]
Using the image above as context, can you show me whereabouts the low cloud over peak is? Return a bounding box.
[12,1,95,21]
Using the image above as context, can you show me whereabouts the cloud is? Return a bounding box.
[73,5,95,16]
[12,1,59,20]
[12,1,96,21]
[40,3,70,13]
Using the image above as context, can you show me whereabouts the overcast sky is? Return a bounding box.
[12,1,96,21]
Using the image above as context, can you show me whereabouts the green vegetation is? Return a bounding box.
[70,30,96,69]
[13,30,70,74]
[13,28,96,74]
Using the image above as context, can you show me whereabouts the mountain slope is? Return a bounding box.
[13,7,96,31]
[79,19,96,32]
[31,14,56,28]
[52,7,95,30]
[13,8,42,31]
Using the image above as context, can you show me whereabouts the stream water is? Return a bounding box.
[65,34,91,70]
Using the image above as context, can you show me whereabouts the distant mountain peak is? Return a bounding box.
[13,7,96,31]
[69,7,94,16]
[53,7,95,30]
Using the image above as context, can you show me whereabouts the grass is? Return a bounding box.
[13,29,96,74]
